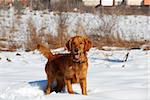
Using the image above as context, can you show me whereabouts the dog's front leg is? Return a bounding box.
[80,78,87,95]
[65,79,74,94]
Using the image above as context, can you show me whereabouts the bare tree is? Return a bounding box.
[57,12,69,47]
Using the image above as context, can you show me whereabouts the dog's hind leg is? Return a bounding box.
[56,78,65,93]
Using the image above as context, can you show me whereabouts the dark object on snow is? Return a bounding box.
[124,52,129,62]
[130,47,140,50]
[16,53,21,56]
[122,52,130,67]
[6,58,11,62]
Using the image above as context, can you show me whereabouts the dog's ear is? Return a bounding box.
[66,38,72,51]
[84,38,92,52]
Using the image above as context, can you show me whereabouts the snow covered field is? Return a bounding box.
[0,48,149,100]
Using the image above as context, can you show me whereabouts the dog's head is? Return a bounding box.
[66,36,92,62]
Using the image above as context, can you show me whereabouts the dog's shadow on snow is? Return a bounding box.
[28,80,80,94]
[28,80,48,91]
[28,80,69,94]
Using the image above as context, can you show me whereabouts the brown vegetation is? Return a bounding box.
[89,34,149,50]
[25,15,70,51]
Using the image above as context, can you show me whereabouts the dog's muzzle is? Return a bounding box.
[72,48,80,60]
[73,53,80,61]
[72,52,86,64]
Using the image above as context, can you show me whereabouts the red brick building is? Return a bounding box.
[144,0,150,5]
[0,0,27,5]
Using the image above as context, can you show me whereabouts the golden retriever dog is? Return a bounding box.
[37,36,92,95]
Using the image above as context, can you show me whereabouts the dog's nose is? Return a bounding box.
[74,48,79,52]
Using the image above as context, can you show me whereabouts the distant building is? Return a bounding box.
[126,0,143,6]
[0,0,28,5]
[0,0,13,4]
[86,0,147,7]
[0,0,2,4]
[101,0,114,6]
[144,0,150,5]
[82,0,100,6]
[83,0,124,7]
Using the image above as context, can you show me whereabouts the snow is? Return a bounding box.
[0,48,149,100]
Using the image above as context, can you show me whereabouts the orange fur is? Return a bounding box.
[37,44,53,59]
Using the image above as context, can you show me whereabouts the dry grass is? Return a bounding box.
[25,32,70,52]
[0,37,21,52]
[8,42,21,52]
[9,25,18,33]
[89,34,149,50]
[0,28,21,51]
[57,12,70,47]
[95,6,150,16]
[25,16,70,51]
[45,34,70,49]
[25,19,42,51]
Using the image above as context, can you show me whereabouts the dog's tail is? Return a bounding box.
[37,44,53,59]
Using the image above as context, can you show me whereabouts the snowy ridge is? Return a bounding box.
[0,48,149,100]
